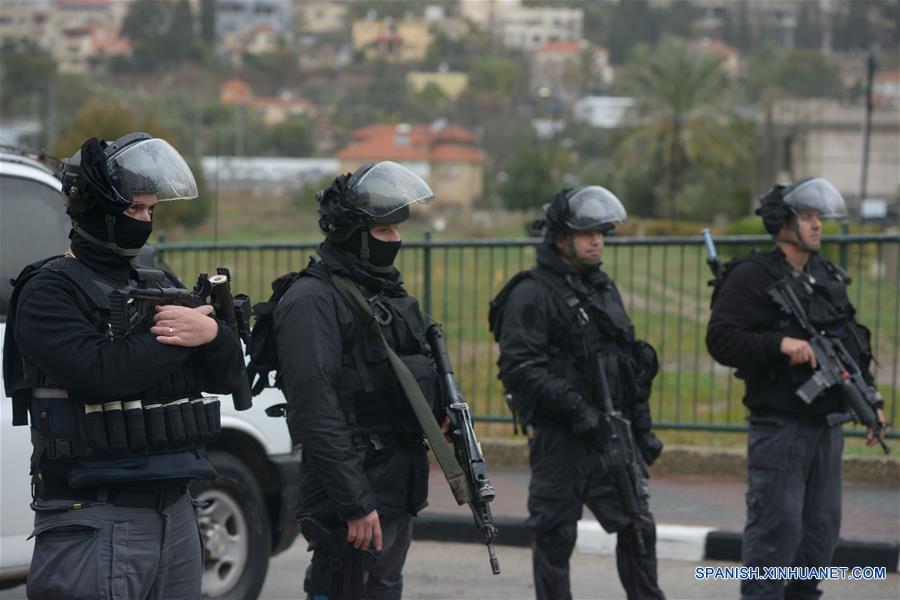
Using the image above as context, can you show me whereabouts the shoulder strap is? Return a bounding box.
[328,270,473,506]
[3,257,64,425]
[42,257,116,312]
[488,270,533,341]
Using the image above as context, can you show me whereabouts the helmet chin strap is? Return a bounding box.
[777,218,818,255]
[562,233,601,268]
[357,229,394,273]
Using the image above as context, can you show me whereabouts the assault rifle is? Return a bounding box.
[767,276,889,454]
[109,267,253,411]
[593,355,651,555]
[299,515,375,600]
[425,323,501,575]
[702,228,723,285]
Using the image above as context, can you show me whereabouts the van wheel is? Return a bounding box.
[192,451,271,600]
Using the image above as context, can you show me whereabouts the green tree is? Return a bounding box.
[795,1,823,50]
[266,116,315,157]
[199,0,216,46]
[832,0,872,51]
[619,38,747,217]
[746,46,843,99]
[606,0,659,64]
[0,39,56,116]
[120,0,204,69]
[410,82,449,118]
[497,134,569,211]
[470,57,523,99]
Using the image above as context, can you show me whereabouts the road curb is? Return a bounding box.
[478,439,900,486]
[414,513,900,573]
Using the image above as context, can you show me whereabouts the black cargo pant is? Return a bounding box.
[26,491,201,600]
[304,513,413,600]
[741,413,843,600]
[527,426,665,600]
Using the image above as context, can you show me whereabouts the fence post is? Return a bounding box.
[423,230,432,318]
[156,231,166,262]
[839,223,848,268]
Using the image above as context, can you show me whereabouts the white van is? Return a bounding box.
[0,149,299,600]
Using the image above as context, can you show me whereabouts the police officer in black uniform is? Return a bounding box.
[490,186,665,600]
[3,133,247,600]
[706,177,885,600]
[273,161,444,599]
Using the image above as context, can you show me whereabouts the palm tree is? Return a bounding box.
[620,38,748,218]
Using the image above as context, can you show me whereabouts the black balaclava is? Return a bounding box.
[70,209,152,282]
[341,228,402,271]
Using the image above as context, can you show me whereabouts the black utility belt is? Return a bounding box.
[32,389,222,458]
[34,479,188,511]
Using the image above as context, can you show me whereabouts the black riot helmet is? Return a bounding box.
[317,161,434,241]
[61,132,198,216]
[542,185,627,240]
[60,133,198,256]
[756,177,848,235]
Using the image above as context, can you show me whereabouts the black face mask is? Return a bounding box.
[342,229,402,269]
[365,234,402,267]
[70,209,152,281]
[114,216,153,249]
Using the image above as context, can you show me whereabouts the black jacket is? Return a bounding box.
[13,268,244,404]
[8,256,245,486]
[706,248,875,416]
[494,244,654,432]
[274,243,437,522]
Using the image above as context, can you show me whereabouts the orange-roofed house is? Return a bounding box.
[351,17,432,63]
[874,69,900,107]
[338,122,484,210]
[530,40,613,103]
[219,78,315,125]
[690,38,741,78]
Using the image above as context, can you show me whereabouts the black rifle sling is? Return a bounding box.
[328,267,472,506]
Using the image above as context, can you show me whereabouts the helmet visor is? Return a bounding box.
[352,161,434,218]
[108,138,198,203]
[783,178,847,220]
[564,186,627,230]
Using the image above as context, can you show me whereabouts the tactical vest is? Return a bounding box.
[300,261,443,440]
[4,257,220,485]
[491,265,658,425]
[727,250,873,412]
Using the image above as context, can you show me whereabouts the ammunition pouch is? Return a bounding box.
[29,389,221,469]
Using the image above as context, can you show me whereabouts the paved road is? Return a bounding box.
[258,538,900,600]
[2,537,897,599]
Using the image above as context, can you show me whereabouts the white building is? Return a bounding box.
[573,96,636,129]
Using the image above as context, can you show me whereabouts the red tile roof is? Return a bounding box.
[875,69,900,83]
[338,139,429,161]
[536,41,607,55]
[690,38,739,58]
[340,123,482,163]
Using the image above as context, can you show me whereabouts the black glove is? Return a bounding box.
[561,392,601,438]
[636,430,664,465]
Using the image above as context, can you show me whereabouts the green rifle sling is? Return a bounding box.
[328,267,473,506]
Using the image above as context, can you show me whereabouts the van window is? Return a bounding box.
[0,175,69,318]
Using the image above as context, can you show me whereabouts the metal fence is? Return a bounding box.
[157,233,899,438]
